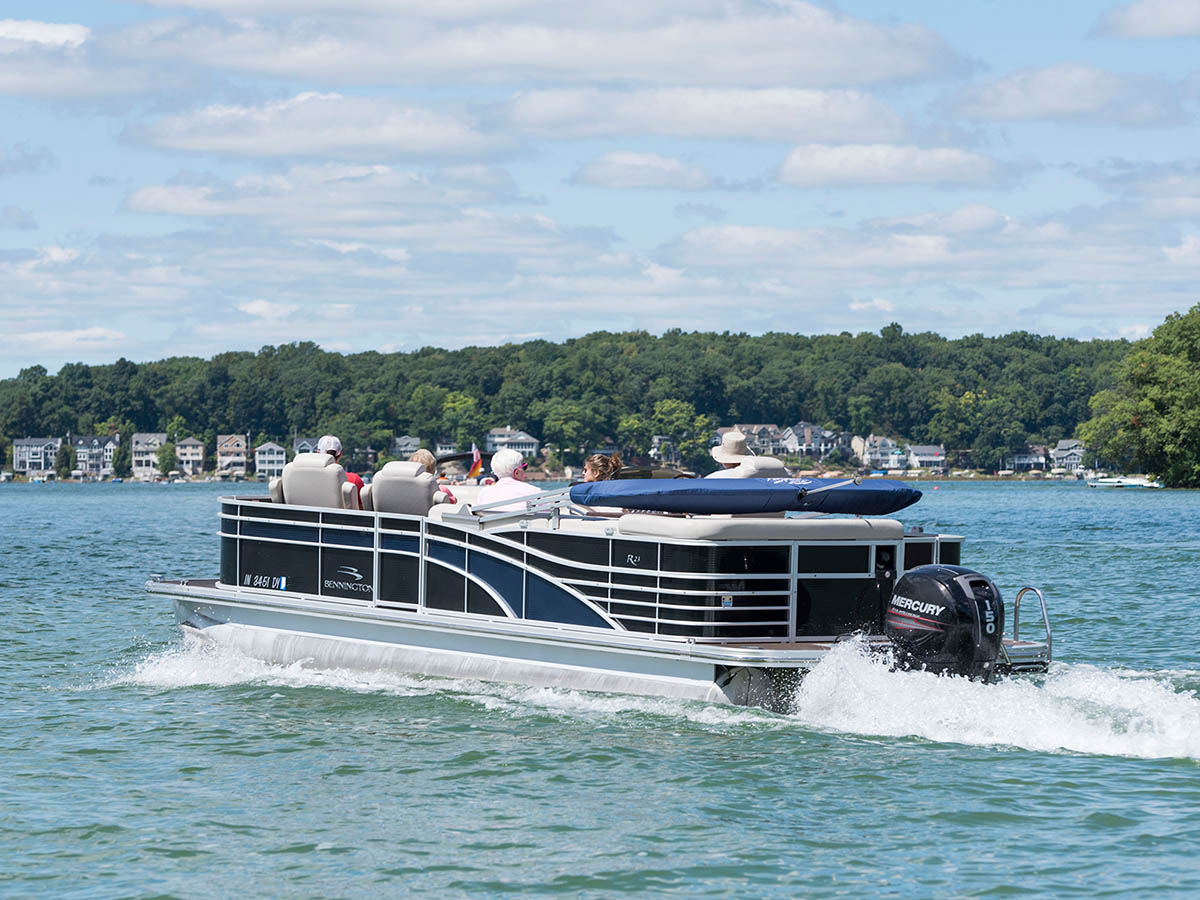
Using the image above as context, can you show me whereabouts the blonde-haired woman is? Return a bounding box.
[409,449,457,503]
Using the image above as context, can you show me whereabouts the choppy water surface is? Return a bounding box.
[2,481,1199,899]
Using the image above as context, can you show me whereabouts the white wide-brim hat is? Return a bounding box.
[711,430,753,463]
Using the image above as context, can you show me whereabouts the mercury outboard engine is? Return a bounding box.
[884,564,1004,681]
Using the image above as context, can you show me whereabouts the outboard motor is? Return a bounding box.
[884,564,1004,681]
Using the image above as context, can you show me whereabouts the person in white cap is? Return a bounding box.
[474,447,541,512]
[318,434,364,508]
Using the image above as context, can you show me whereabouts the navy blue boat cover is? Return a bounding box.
[568,477,921,516]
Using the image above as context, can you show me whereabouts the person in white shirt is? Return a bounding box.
[474,448,541,511]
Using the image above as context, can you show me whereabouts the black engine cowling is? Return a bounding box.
[884,564,1004,680]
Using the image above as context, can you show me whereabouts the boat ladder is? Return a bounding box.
[999,586,1053,672]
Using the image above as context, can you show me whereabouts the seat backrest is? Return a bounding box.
[738,456,790,477]
[279,452,349,508]
[366,460,439,515]
[708,456,791,479]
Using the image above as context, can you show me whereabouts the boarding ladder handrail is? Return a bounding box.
[1011,586,1052,660]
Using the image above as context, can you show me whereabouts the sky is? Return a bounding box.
[1,0,1199,377]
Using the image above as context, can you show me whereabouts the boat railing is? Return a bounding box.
[466,486,583,527]
[1012,585,1052,660]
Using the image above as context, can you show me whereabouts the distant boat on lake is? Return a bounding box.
[1087,475,1163,489]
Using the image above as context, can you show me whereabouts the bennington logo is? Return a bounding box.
[325,565,372,593]
[890,594,945,618]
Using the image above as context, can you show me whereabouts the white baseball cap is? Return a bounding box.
[317,435,342,455]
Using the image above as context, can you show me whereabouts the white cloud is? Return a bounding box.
[571,152,711,190]
[0,19,151,98]
[1099,0,1200,38]
[868,204,1008,234]
[954,63,1181,126]
[124,163,521,233]
[140,92,500,159]
[1078,162,1200,218]
[113,3,958,87]
[1164,234,1200,264]
[509,87,904,142]
[850,297,895,312]
[0,19,90,49]
[238,299,299,318]
[778,144,999,187]
[2,326,125,353]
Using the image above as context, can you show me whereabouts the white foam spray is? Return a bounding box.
[105,634,1200,759]
[792,638,1200,760]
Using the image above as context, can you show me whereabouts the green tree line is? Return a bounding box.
[1,324,1134,473]
[1078,303,1200,486]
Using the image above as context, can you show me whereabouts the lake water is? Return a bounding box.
[2,480,1199,898]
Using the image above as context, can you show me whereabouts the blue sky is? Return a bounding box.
[1,0,1198,376]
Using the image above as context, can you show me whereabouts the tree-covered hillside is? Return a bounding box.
[0,325,1130,472]
[1079,303,1200,487]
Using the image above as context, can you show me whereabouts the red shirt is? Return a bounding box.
[345,471,365,508]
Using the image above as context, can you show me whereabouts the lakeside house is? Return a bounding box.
[486,425,541,458]
[217,434,249,475]
[1008,445,1048,471]
[12,437,62,477]
[70,434,119,478]
[716,424,788,457]
[176,437,205,475]
[255,441,286,478]
[132,432,167,480]
[1052,439,1086,473]
[851,434,905,469]
[783,421,846,458]
[391,434,421,458]
[905,444,946,472]
[293,436,321,455]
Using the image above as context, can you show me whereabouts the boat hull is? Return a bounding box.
[163,583,803,708]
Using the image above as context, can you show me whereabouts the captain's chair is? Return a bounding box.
[360,460,444,516]
[269,452,357,509]
[708,456,791,479]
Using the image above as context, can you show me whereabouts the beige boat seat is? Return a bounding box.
[269,452,356,509]
[361,460,445,516]
[707,456,790,478]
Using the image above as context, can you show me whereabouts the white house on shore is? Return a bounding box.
[486,426,540,458]
[782,421,845,459]
[12,437,62,477]
[132,432,167,480]
[851,434,905,469]
[255,441,286,478]
[71,434,119,477]
[905,444,946,471]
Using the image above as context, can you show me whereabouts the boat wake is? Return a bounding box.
[792,639,1200,761]
[106,634,1200,760]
